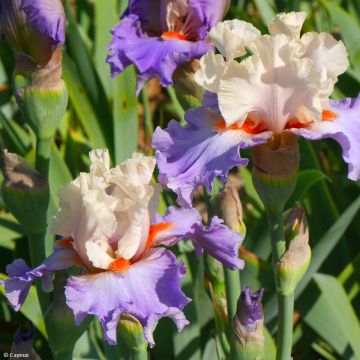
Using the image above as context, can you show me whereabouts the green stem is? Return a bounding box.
[53,351,73,360]
[28,233,50,312]
[224,267,241,360]
[129,346,148,360]
[268,211,294,360]
[35,136,52,178]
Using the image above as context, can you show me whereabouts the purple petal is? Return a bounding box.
[236,287,264,327]
[153,206,244,270]
[188,0,230,34]
[1,247,79,311]
[126,0,161,35]
[291,94,360,180]
[21,0,66,45]
[65,248,189,346]
[191,216,244,270]
[153,106,269,207]
[107,14,212,90]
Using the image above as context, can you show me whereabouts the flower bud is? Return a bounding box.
[11,323,40,360]
[1,150,49,234]
[0,0,65,66]
[216,184,246,237]
[232,287,265,360]
[14,58,68,138]
[118,314,148,351]
[173,60,204,109]
[276,207,311,295]
[252,133,299,213]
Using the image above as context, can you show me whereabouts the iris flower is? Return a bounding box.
[153,12,360,207]
[107,0,230,93]
[1,150,243,345]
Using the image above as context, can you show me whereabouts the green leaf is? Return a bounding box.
[113,66,138,163]
[286,169,329,208]
[300,274,360,359]
[62,55,107,149]
[264,327,276,360]
[253,0,276,24]
[0,213,22,250]
[0,273,47,339]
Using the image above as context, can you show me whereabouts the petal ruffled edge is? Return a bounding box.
[65,248,190,346]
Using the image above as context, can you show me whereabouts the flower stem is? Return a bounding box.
[224,266,241,360]
[35,136,52,178]
[268,211,294,360]
[129,346,148,360]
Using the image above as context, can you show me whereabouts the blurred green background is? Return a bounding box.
[0,0,359,359]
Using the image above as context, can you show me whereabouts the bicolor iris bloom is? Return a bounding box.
[153,12,360,207]
[107,0,230,93]
[0,0,65,65]
[0,150,244,345]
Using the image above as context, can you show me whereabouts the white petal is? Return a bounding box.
[301,32,349,81]
[86,236,116,270]
[89,149,110,177]
[218,34,324,132]
[268,11,307,39]
[209,20,261,60]
[195,51,227,93]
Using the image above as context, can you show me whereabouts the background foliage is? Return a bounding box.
[0,0,359,359]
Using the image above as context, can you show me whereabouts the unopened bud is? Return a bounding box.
[232,287,265,360]
[216,184,246,237]
[118,314,148,351]
[173,60,204,109]
[276,207,311,295]
[1,150,49,234]
[11,323,40,360]
[252,133,299,213]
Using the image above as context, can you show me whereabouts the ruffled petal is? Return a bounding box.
[301,32,349,81]
[107,14,211,91]
[21,0,66,45]
[209,20,260,60]
[268,11,307,39]
[218,34,326,131]
[65,248,189,346]
[1,245,80,311]
[290,95,360,180]
[152,207,244,270]
[153,106,269,207]
[188,0,230,31]
[127,0,161,35]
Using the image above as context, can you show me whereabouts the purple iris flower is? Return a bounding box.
[0,0,65,65]
[152,13,360,207]
[0,150,244,346]
[107,0,230,93]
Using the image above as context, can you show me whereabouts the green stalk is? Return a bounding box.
[53,352,73,360]
[129,346,148,360]
[224,267,241,360]
[268,211,294,360]
[35,136,52,178]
